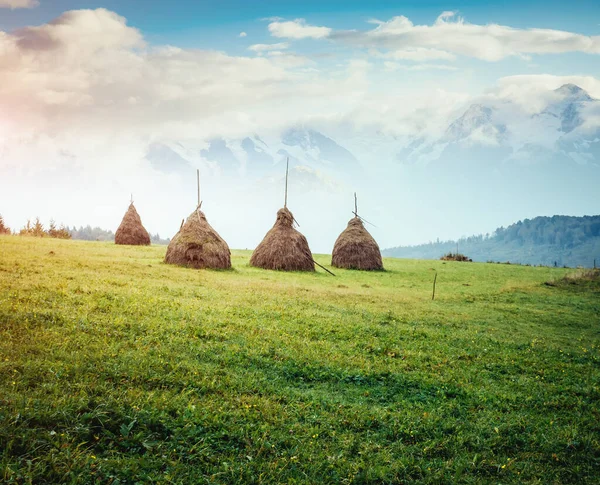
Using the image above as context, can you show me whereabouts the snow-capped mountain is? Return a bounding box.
[397,83,599,167]
[146,127,362,180]
[444,104,507,144]
[144,84,599,183]
[544,83,594,133]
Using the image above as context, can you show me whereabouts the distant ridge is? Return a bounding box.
[383,215,600,268]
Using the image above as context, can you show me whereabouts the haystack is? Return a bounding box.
[115,203,151,246]
[331,217,383,270]
[250,207,314,271]
[164,209,231,269]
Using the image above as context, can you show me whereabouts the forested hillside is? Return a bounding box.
[69,226,170,245]
[383,215,600,268]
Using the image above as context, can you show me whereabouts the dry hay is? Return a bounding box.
[250,207,314,271]
[164,209,231,269]
[115,203,151,246]
[331,217,383,270]
[440,253,472,262]
[545,268,600,286]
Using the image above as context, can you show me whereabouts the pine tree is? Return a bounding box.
[20,219,33,236]
[56,224,72,239]
[48,219,57,238]
[0,214,10,235]
[32,218,45,237]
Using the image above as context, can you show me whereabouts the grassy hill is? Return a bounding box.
[1,236,599,484]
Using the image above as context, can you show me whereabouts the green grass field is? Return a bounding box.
[1,235,599,484]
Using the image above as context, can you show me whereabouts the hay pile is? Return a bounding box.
[331,217,383,270]
[440,253,472,262]
[115,203,151,246]
[250,207,314,271]
[165,209,231,269]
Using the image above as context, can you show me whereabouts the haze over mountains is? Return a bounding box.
[398,83,599,166]
[145,83,599,179]
[120,82,598,253]
[68,92,600,265]
[3,81,599,254]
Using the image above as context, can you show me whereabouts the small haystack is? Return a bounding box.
[440,252,472,262]
[164,208,231,269]
[115,203,151,246]
[331,217,383,270]
[331,193,383,270]
[250,207,315,271]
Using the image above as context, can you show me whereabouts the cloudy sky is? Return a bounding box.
[1,0,599,252]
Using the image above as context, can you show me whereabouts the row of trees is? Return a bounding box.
[69,225,115,241]
[413,216,600,251]
[494,215,600,248]
[1,214,72,239]
[384,215,600,268]
[68,225,169,244]
[18,218,71,239]
[1,215,170,244]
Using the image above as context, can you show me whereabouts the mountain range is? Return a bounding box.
[137,83,600,252]
[145,83,599,178]
[399,83,599,168]
[146,127,362,181]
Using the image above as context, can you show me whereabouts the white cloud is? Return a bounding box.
[490,74,600,114]
[268,18,332,40]
[239,31,247,38]
[383,61,458,72]
[436,11,456,23]
[14,8,144,52]
[332,11,600,61]
[0,8,371,154]
[0,0,39,9]
[375,47,456,62]
[265,51,313,68]
[248,42,290,53]
[496,74,600,99]
[0,10,292,136]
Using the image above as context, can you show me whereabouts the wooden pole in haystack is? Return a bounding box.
[284,157,289,209]
[197,169,201,208]
[314,259,335,276]
[351,193,376,227]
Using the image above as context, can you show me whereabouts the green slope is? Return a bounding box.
[1,236,599,484]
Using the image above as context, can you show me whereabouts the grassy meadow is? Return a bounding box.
[0,235,599,484]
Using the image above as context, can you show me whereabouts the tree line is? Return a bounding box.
[0,215,71,239]
[383,215,600,268]
[0,215,169,245]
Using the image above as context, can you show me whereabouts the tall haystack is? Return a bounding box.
[331,194,383,270]
[115,203,151,246]
[164,208,231,269]
[250,207,315,271]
